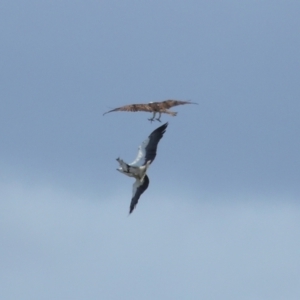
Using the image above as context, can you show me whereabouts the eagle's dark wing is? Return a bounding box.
[158,99,198,109]
[103,104,153,115]
[130,122,168,166]
[129,176,150,214]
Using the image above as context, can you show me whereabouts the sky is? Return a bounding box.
[1,1,300,299]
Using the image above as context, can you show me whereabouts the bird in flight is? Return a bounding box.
[116,122,168,214]
[103,99,197,122]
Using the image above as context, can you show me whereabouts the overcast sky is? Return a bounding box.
[1,1,300,299]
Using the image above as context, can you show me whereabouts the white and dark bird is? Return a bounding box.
[116,122,168,214]
[103,99,197,122]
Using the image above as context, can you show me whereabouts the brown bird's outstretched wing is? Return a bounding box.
[103,103,153,116]
[158,99,198,109]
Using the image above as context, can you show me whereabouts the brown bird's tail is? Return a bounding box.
[170,111,177,116]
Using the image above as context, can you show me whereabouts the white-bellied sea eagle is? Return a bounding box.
[116,122,168,214]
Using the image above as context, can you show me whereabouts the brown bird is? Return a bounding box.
[103,99,197,122]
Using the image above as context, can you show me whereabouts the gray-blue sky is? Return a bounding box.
[1,1,300,299]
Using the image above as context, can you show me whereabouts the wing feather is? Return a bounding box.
[129,138,148,166]
[103,104,153,115]
[158,99,198,109]
[129,176,150,214]
[130,122,168,166]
